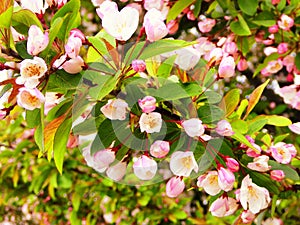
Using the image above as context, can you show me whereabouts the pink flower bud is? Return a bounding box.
[237,58,248,71]
[133,155,157,180]
[167,20,179,35]
[223,42,238,55]
[268,25,279,33]
[70,28,86,43]
[106,162,127,181]
[218,56,235,78]
[138,96,156,113]
[226,158,239,172]
[277,42,288,54]
[62,56,85,74]
[166,176,185,198]
[27,25,49,56]
[65,35,82,59]
[215,120,234,136]
[132,59,146,72]
[143,9,168,42]
[150,140,170,158]
[182,118,205,137]
[67,134,78,148]
[187,11,196,20]
[241,210,256,224]
[270,170,285,181]
[218,167,235,191]
[198,18,216,33]
[272,0,281,4]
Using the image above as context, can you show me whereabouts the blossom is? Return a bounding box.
[17,87,45,110]
[182,118,205,138]
[139,112,162,133]
[21,0,48,14]
[17,57,47,88]
[132,60,146,72]
[166,176,185,198]
[27,25,49,56]
[197,171,221,195]
[218,56,235,78]
[262,218,283,225]
[65,35,82,59]
[277,43,288,54]
[167,20,179,35]
[102,6,139,41]
[223,41,238,55]
[150,140,169,158]
[144,0,164,11]
[288,122,300,134]
[106,162,127,181]
[170,151,198,177]
[93,149,115,173]
[241,210,256,224]
[247,155,271,172]
[225,158,239,172]
[218,167,235,192]
[62,56,85,74]
[174,46,201,70]
[240,175,271,214]
[133,155,157,180]
[209,196,239,217]
[270,170,285,182]
[270,142,297,164]
[101,99,128,120]
[208,47,223,64]
[215,120,234,136]
[278,14,294,31]
[138,96,156,113]
[143,9,168,42]
[96,0,118,19]
[237,58,248,71]
[268,24,279,33]
[198,18,216,33]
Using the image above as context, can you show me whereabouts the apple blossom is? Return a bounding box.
[150,140,169,158]
[268,24,279,33]
[225,158,239,172]
[101,99,128,120]
[143,0,164,11]
[208,47,223,64]
[209,196,239,217]
[133,155,157,180]
[21,0,48,14]
[277,43,288,54]
[96,0,118,19]
[240,175,271,214]
[102,6,139,41]
[237,58,248,71]
[223,42,238,55]
[270,170,285,182]
[275,84,297,105]
[132,60,146,72]
[167,20,179,35]
[289,122,300,134]
[241,210,256,224]
[61,56,85,74]
[198,18,216,33]
[17,87,45,110]
[182,118,205,138]
[283,54,295,72]
[197,171,221,195]
[170,151,198,177]
[272,0,281,4]
[218,167,235,192]
[70,29,86,43]
[165,176,185,198]
[143,9,168,42]
[82,148,94,168]
[106,162,127,181]
[27,25,49,56]
[17,57,47,88]
[93,149,115,173]
[215,120,234,136]
[247,155,271,172]
[218,56,235,78]
[138,96,156,113]
[270,142,297,164]
[139,112,162,133]
[65,35,82,59]
[262,218,283,225]
[278,14,294,31]
[174,46,201,70]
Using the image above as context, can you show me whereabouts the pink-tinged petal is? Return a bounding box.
[166,176,185,198]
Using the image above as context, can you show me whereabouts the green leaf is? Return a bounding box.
[231,119,248,134]
[26,108,41,128]
[87,36,109,56]
[200,90,222,104]
[53,117,72,174]
[11,9,43,34]
[238,0,258,16]
[295,52,300,71]
[137,195,151,206]
[47,70,82,93]
[265,115,292,126]
[249,171,280,194]
[269,160,300,181]
[252,20,276,27]
[254,53,280,77]
[230,21,251,36]
[124,39,194,65]
[235,99,248,119]
[72,192,81,212]
[0,6,13,28]
[232,130,256,150]
[15,41,32,59]
[273,133,289,144]
[193,0,202,17]
[198,105,224,123]
[243,79,269,119]
[220,89,240,117]
[157,55,177,78]
[167,0,195,22]
[247,118,268,135]
[277,0,287,11]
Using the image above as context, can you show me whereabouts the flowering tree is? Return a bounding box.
[0,0,299,224]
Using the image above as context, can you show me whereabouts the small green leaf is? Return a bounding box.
[232,130,256,150]
[295,52,300,71]
[238,0,258,16]
[243,79,269,119]
[26,108,41,128]
[247,117,268,135]
[220,88,240,117]
[0,6,13,28]
[198,105,224,123]
[230,21,251,36]
[11,9,43,34]
[231,119,248,134]
[265,115,292,126]
[167,0,195,22]
[273,133,289,144]
[72,192,81,212]
[193,0,202,17]
[235,99,248,119]
[157,55,177,78]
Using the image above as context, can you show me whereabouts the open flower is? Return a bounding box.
[27,25,49,56]
[17,57,47,88]
[133,155,157,180]
[197,171,221,195]
[270,170,285,182]
[170,151,198,177]
[101,99,128,120]
[198,18,216,33]
[106,162,127,181]
[218,56,235,78]
[93,149,115,173]
[102,6,139,41]
[270,142,297,164]
[247,155,271,172]
[96,0,118,19]
[17,87,45,110]
[278,14,294,30]
[150,140,169,158]
[209,196,239,217]
[166,176,185,198]
[182,118,205,138]
[240,175,271,214]
[215,120,234,136]
[138,96,156,113]
[139,112,162,133]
